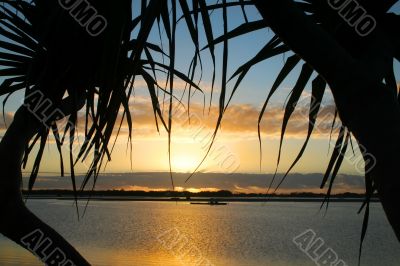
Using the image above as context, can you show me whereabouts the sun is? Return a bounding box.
[172,156,198,173]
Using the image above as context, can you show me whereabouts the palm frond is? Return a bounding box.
[1,2,398,253]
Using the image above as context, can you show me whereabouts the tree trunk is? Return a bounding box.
[0,106,90,265]
[255,1,400,240]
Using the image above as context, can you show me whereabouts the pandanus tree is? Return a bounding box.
[0,0,399,264]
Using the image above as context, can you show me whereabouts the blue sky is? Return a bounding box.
[1,1,400,181]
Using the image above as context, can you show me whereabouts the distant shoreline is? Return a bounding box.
[21,190,379,202]
[22,189,378,201]
[24,197,378,203]
[23,196,379,203]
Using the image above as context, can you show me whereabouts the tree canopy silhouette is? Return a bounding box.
[0,0,399,264]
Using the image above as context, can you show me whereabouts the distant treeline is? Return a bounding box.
[22,189,376,198]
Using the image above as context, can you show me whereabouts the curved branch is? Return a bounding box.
[0,106,90,265]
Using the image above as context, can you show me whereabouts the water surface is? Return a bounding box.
[0,200,399,265]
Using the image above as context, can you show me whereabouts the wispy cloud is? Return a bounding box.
[119,97,338,139]
[1,94,338,142]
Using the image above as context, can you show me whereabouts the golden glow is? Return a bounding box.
[186,188,201,193]
[171,155,199,173]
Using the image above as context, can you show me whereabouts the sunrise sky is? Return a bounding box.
[1,2,400,184]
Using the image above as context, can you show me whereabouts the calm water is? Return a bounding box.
[0,200,399,265]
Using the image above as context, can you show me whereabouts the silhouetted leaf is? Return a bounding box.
[321,125,346,189]
[258,54,301,169]
[202,20,267,50]
[275,75,326,190]
[275,64,313,171]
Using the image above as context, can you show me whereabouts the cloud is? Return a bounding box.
[68,95,337,140]
[122,98,339,139]
[1,94,339,143]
